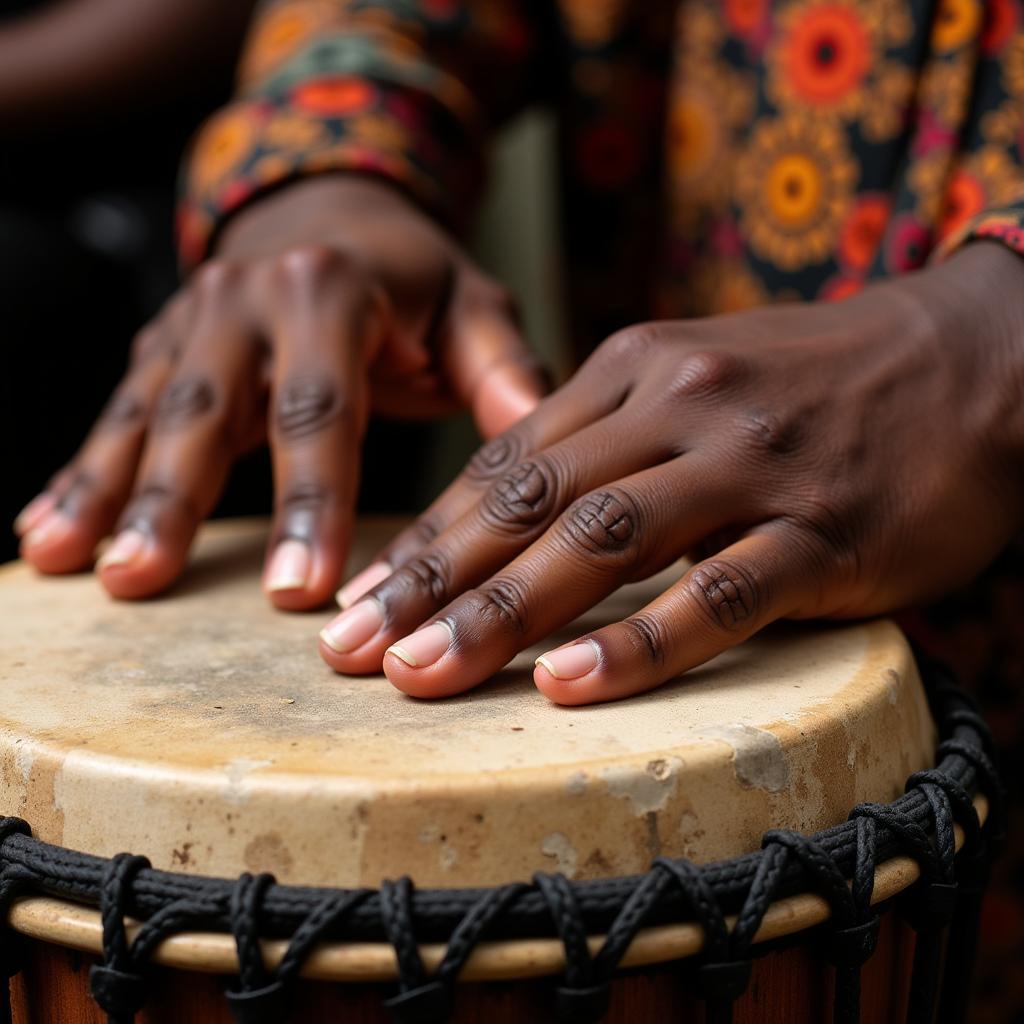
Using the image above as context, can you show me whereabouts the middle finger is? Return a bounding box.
[383,454,737,697]
[319,408,679,673]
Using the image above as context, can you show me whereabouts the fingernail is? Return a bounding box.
[320,599,383,653]
[22,510,74,549]
[386,621,453,669]
[14,493,57,535]
[97,529,148,569]
[535,641,599,680]
[336,561,391,608]
[266,539,312,592]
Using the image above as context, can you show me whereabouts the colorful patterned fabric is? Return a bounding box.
[179,0,1024,358]
[177,4,1024,1015]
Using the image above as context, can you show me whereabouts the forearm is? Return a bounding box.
[0,0,254,134]
[915,241,1024,472]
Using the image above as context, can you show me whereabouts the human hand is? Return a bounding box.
[14,176,544,608]
[318,242,1024,703]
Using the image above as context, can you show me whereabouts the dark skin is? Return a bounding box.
[15,177,547,609]
[15,174,1024,705]
[316,236,1024,704]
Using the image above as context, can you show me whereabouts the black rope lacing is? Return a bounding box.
[90,853,151,1024]
[0,817,31,1024]
[0,657,1003,1024]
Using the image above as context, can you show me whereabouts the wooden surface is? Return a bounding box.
[8,912,917,1023]
[0,518,935,887]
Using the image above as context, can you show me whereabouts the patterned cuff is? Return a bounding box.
[933,196,1024,263]
[177,74,484,269]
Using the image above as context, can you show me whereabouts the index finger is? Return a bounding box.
[333,363,630,610]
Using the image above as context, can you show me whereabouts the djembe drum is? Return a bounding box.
[0,519,999,1024]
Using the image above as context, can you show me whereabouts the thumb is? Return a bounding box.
[446,289,550,438]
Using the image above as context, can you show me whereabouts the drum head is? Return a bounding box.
[0,519,934,886]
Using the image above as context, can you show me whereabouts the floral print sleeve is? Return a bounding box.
[932,25,1024,262]
[177,0,544,267]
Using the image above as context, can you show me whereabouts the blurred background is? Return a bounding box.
[0,77,567,562]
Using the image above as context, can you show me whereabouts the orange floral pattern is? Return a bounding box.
[175,5,1024,1018]
[179,0,1024,333]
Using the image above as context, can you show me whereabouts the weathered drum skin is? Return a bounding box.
[0,519,937,1022]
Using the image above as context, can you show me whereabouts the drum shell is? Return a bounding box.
[11,911,916,1023]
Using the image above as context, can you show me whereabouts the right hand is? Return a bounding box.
[15,175,545,609]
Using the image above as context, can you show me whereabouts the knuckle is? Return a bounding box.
[481,458,558,534]
[392,551,452,604]
[407,516,441,547]
[97,389,147,431]
[621,615,668,665]
[273,376,351,442]
[152,375,217,431]
[686,559,762,631]
[130,326,164,365]
[601,324,657,365]
[464,432,528,484]
[120,483,199,530]
[47,466,77,493]
[277,482,330,541]
[736,409,801,456]
[468,575,530,634]
[280,482,330,513]
[54,469,94,515]
[562,489,641,562]
[665,350,740,402]
[275,244,355,288]
[192,260,240,300]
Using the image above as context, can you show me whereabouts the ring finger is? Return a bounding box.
[381,456,740,698]
[319,407,673,673]
[334,363,635,609]
[97,312,260,599]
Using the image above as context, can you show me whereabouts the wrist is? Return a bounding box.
[215,174,425,261]
[907,241,1024,462]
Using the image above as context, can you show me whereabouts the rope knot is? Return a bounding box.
[0,817,33,979]
[383,980,451,1024]
[89,963,146,1018]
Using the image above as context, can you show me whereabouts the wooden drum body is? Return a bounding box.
[0,520,997,1023]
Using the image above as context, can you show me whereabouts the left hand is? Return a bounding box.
[318,242,1024,704]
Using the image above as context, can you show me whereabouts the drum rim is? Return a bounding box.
[4,792,986,981]
[0,651,1000,1006]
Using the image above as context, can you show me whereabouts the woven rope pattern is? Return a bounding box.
[0,653,1003,1024]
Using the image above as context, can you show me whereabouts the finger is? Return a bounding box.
[263,249,385,610]
[98,284,260,599]
[320,404,671,674]
[334,359,632,610]
[18,323,177,573]
[533,526,814,705]
[445,281,549,439]
[380,458,737,698]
